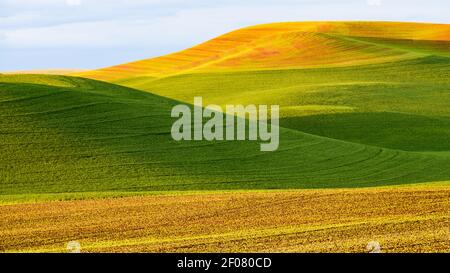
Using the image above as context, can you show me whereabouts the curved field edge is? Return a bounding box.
[2,74,450,195]
[1,185,449,253]
[2,74,450,194]
[0,181,448,205]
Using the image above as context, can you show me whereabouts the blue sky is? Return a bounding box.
[1,0,449,71]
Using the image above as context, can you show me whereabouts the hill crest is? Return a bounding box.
[75,21,450,81]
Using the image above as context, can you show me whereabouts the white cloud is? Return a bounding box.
[0,11,43,27]
[66,0,81,6]
[3,1,449,49]
[367,0,382,6]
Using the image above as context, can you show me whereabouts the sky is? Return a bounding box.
[1,0,449,71]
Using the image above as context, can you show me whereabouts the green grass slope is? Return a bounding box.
[1,74,450,197]
[123,56,450,152]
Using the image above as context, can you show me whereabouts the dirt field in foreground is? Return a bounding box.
[0,187,449,253]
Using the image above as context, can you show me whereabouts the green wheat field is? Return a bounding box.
[1,22,449,252]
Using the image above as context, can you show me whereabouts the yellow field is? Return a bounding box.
[1,186,449,253]
[2,69,87,75]
[75,21,450,81]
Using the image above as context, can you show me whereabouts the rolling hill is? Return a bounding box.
[1,21,450,253]
[75,22,450,153]
[76,22,450,80]
[3,22,450,196]
[1,73,450,197]
[129,56,450,151]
